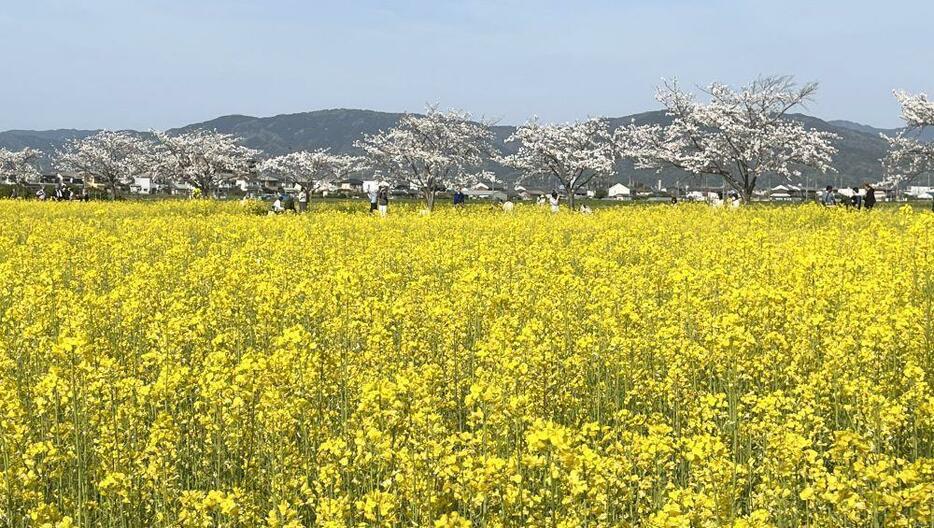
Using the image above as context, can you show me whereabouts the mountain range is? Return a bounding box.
[2,109,930,189]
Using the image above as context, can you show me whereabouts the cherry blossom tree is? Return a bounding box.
[615,76,838,203]
[154,130,259,198]
[355,105,498,211]
[0,147,42,192]
[502,118,615,209]
[57,131,157,199]
[882,90,934,185]
[261,149,360,192]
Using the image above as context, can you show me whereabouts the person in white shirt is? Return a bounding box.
[502,200,514,213]
[367,186,378,213]
[272,197,283,213]
[549,191,560,213]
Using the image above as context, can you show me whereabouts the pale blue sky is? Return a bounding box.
[1,0,931,130]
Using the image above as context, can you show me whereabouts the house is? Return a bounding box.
[337,178,364,192]
[471,182,491,191]
[873,187,896,202]
[517,188,550,201]
[170,181,194,195]
[58,172,85,186]
[391,184,418,197]
[769,185,796,201]
[39,173,60,185]
[130,176,154,194]
[607,183,631,199]
[907,186,934,197]
[236,178,261,193]
[257,174,281,192]
[462,189,508,201]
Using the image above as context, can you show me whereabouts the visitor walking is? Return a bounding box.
[821,185,836,206]
[453,190,465,207]
[297,188,308,213]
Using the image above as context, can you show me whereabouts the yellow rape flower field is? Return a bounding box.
[0,200,932,528]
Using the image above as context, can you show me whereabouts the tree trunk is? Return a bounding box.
[110,181,118,201]
[566,184,576,210]
[425,188,435,212]
[200,178,212,199]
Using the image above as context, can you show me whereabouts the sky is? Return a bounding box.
[1,0,932,131]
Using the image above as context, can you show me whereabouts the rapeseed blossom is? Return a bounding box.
[0,200,931,527]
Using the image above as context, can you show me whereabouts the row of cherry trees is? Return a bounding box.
[2,77,932,207]
[0,130,259,198]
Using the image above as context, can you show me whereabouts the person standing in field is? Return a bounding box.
[822,185,837,206]
[377,184,389,216]
[549,191,560,213]
[863,183,877,210]
[297,188,308,213]
[851,187,863,210]
[367,185,379,213]
[502,199,514,213]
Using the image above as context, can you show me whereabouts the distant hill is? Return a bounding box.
[2,108,925,188]
[169,109,407,156]
[0,129,97,152]
[829,119,934,142]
